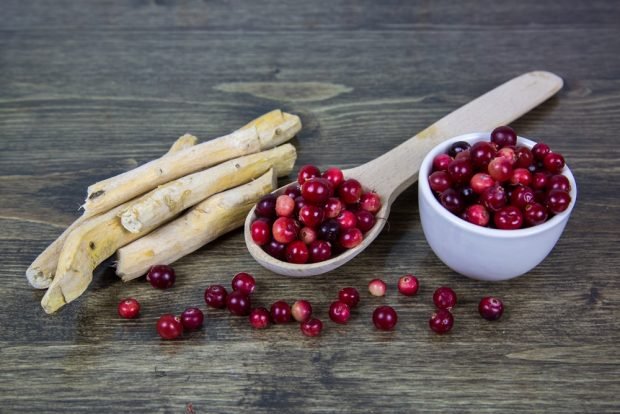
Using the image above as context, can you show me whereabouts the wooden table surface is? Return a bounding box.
[1,1,619,413]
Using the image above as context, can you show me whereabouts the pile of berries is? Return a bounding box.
[250,165,382,264]
[428,126,572,229]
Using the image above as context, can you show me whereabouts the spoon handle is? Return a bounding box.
[346,71,563,203]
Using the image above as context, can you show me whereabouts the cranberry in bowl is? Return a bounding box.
[418,130,577,281]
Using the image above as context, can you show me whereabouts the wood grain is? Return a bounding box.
[1,1,619,413]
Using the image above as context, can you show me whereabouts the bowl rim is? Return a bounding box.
[419,132,577,239]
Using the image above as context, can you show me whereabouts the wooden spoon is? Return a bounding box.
[244,71,563,277]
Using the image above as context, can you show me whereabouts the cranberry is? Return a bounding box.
[118,298,140,319]
[231,272,256,296]
[429,171,453,193]
[433,286,457,310]
[439,188,465,214]
[497,147,517,166]
[478,297,504,321]
[546,190,571,214]
[368,278,387,296]
[510,185,535,209]
[455,149,470,161]
[263,239,286,260]
[309,240,332,262]
[356,210,376,233]
[297,164,321,185]
[488,157,513,182]
[470,141,496,169]
[509,168,532,186]
[146,265,176,289]
[470,173,495,194]
[447,141,471,157]
[515,146,534,168]
[156,314,183,340]
[372,305,398,331]
[524,202,548,226]
[447,158,474,184]
[299,205,325,228]
[547,174,571,192]
[272,217,298,244]
[181,307,204,330]
[339,179,363,204]
[329,301,351,324]
[291,300,313,322]
[336,210,357,230]
[432,153,453,171]
[294,195,308,215]
[302,177,333,205]
[275,194,295,217]
[300,318,323,337]
[429,309,454,334]
[463,204,490,227]
[397,275,419,296]
[338,287,360,308]
[226,291,251,316]
[249,307,270,329]
[299,226,317,244]
[531,172,549,191]
[250,218,271,245]
[284,185,301,199]
[317,219,340,243]
[543,152,565,173]
[494,206,523,230]
[491,126,517,148]
[270,300,292,323]
[322,167,345,189]
[204,285,228,309]
[324,197,343,219]
[532,142,551,161]
[480,185,507,212]
[255,194,277,218]
[360,192,382,213]
[339,228,363,249]
[285,240,310,264]
[459,185,477,205]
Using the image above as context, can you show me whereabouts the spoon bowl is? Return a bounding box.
[244,71,564,276]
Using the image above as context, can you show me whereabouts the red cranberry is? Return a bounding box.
[432,153,453,171]
[356,210,376,233]
[322,167,344,189]
[146,265,176,289]
[515,146,534,168]
[397,274,419,296]
[299,205,325,228]
[156,314,183,340]
[372,305,398,331]
[301,177,332,205]
[447,158,474,184]
[491,126,517,148]
[324,197,343,219]
[336,210,357,230]
[368,278,387,296]
[429,171,453,193]
[509,168,532,186]
[543,152,565,173]
[297,164,321,184]
[478,297,504,321]
[494,206,523,230]
[524,202,548,226]
[291,300,313,322]
[329,301,351,324]
[270,300,292,323]
[300,318,323,337]
[360,192,382,213]
[118,298,140,319]
[480,185,507,212]
[531,172,549,190]
[299,226,317,244]
[204,285,228,309]
[447,141,471,157]
[497,147,517,166]
[510,185,535,209]
[532,142,551,161]
[338,287,360,308]
[339,228,363,249]
[488,157,513,182]
[547,174,571,192]
[275,194,295,217]
[286,240,310,264]
[470,173,495,194]
[309,240,332,262]
[439,188,465,214]
[231,272,256,296]
[263,239,286,260]
[181,307,204,330]
[546,190,571,214]
[318,219,340,243]
[339,179,363,204]
[249,307,270,329]
[226,291,251,316]
[433,286,457,310]
[455,149,470,161]
[463,204,490,227]
[429,309,454,334]
[283,185,301,199]
[255,194,277,218]
[250,218,271,245]
[470,141,497,169]
[272,217,298,244]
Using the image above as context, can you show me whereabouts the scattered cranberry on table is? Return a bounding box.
[291,300,313,323]
[231,272,256,296]
[429,309,454,334]
[433,287,457,310]
[117,298,140,319]
[226,291,251,316]
[204,285,228,309]
[338,287,360,308]
[270,301,292,324]
[329,301,351,324]
[397,275,419,296]
[372,306,398,331]
[478,297,504,321]
[181,307,204,330]
[249,307,271,329]
[156,314,184,340]
[300,318,323,337]
[368,278,387,297]
[146,264,176,289]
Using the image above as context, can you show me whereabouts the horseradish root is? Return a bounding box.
[116,169,276,281]
[26,134,198,289]
[120,143,297,234]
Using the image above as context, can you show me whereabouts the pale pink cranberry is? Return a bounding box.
[272,217,298,244]
[488,157,513,182]
[360,192,382,213]
[291,300,313,322]
[509,168,532,186]
[368,278,387,296]
[497,147,517,165]
[299,227,317,244]
[470,173,495,194]
[275,194,295,217]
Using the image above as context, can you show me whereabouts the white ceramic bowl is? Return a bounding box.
[418,132,577,281]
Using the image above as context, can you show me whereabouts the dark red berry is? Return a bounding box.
[204,285,228,309]
[531,172,549,191]
[251,218,271,245]
[300,318,323,337]
[488,157,513,182]
[429,309,454,334]
[275,194,295,217]
[339,179,363,204]
[432,153,453,171]
[509,168,532,186]
[429,171,453,193]
[515,146,534,168]
[494,206,523,230]
[283,185,301,199]
[291,300,313,322]
[447,141,471,157]
[299,205,325,228]
[339,227,363,249]
[524,202,548,226]
[329,301,351,324]
[433,287,457,310]
[543,152,566,173]
[510,185,535,210]
[359,192,382,213]
[356,210,376,233]
[447,158,474,184]
[181,307,204,330]
[324,197,343,219]
[322,167,345,189]
[263,239,286,260]
[439,188,465,214]
[336,210,357,230]
[146,265,176,289]
[463,204,490,227]
[255,194,277,218]
[285,240,310,264]
[231,272,256,296]
[338,287,360,308]
[301,177,332,204]
[546,190,571,214]
[547,174,571,192]
[249,307,270,329]
[470,141,496,168]
[478,297,504,321]
[480,185,507,212]
[491,126,517,148]
[532,142,551,161]
[308,240,332,262]
[373,305,398,331]
[317,219,340,243]
[297,164,321,185]
[270,300,292,323]
[470,173,495,194]
[156,314,183,340]
[118,298,140,319]
[397,274,419,296]
[226,291,251,316]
